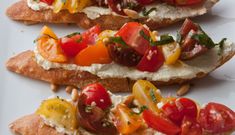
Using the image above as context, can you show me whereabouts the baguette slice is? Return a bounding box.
[6,0,218,30]
[6,40,235,92]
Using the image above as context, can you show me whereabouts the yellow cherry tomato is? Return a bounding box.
[53,0,65,13]
[132,80,162,113]
[40,26,58,39]
[113,104,142,134]
[36,98,78,131]
[162,42,181,65]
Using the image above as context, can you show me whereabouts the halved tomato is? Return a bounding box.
[161,98,198,125]
[181,116,202,135]
[113,104,142,134]
[198,102,235,134]
[116,22,150,55]
[143,109,181,135]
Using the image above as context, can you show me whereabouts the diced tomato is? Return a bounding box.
[136,0,154,5]
[74,41,111,66]
[107,0,126,16]
[137,46,164,72]
[143,110,181,135]
[198,102,235,134]
[161,98,198,125]
[181,116,202,135]
[116,22,150,55]
[82,25,101,45]
[113,104,142,134]
[40,0,54,5]
[163,0,203,6]
[81,83,112,110]
[60,34,88,57]
[180,19,198,38]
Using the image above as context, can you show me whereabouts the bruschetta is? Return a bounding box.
[6,19,235,92]
[6,0,219,30]
[9,81,235,135]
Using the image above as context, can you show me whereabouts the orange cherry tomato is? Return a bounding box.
[113,104,142,134]
[37,36,68,63]
[74,41,112,66]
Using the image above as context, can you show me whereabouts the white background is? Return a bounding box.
[0,0,235,134]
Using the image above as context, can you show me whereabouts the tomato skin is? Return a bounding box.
[137,46,165,72]
[81,83,112,110]
[198,102,235,134]
[116,22,150,55]
[143,110,181,135]
[82,25,101,45]
[180,18,198,38]
[181,116,202,135]
[60,34,88,57]
[161,98,198,125]
[40,0,54,5]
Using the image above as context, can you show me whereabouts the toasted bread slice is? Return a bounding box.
[6,0,218,30]
[6,40,235,92]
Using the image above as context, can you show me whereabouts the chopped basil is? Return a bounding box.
[76,36,83,43]
[126,2,138,9]
[216,38,227,55]
[139,106,148,113]
[66,32,80,38]
[140,30,175,46]
[109,36,128,47]
[149,89,157,103]
[142,7,157,16]
[191,33,215,49]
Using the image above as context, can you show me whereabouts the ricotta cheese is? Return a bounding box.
[27,0,52,11]
[34,40,234,82]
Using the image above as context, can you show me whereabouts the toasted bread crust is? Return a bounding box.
[9,114,63,135]
[6,0,217,30]
[6,49,235,92]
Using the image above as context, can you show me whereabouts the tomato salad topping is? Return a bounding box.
[37,0,204,14]
[36,19,227,73]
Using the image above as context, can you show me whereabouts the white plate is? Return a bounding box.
[1,0,235,134]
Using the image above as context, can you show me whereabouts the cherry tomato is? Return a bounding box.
[143,109,181,135]
[107,0,126,16]
[40,0,54,5]
[198,102,235,134]
[181,116,202,135]
[161,98,198,125]
[136,0,154,5]
[163,0,202,6]
[180,18,198,38]
[81,83,112,110]
[82,25,101,45]
[116,22,150,55]
[113,104,142,134]
[137,46,165,72]
[60,34,88,57]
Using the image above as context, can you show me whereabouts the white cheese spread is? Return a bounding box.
[27,0,218,21]
[34,40,234,82]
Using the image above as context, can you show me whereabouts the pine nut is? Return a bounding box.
[50,83,59,92]
[177,84,190,96]
[71,88,79,102]
[65,86,74,94]
[123,9,139,19]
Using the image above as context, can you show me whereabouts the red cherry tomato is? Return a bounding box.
[143,110,181,135]
[161,98,198,125]
[82,83,112,110]
[60,34,88,57]
[116,22,150,55]
[198,102,235,134]
[107,0,126,16]
[180,18,198,38]
[40,0,54,5]
[60,25,101,57]
[136,0,154,5]
[163,0,202,6]
[82,25,101,45]
[181,116,202,135]
[137,46,164,72]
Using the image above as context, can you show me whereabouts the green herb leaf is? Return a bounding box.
[142,7,157,16]
[66,32,80,38]
[152,35,175,46]
[76,36,83,43]
[109,36,128,47]
[191,33,215,49]
[149,89,157,103]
